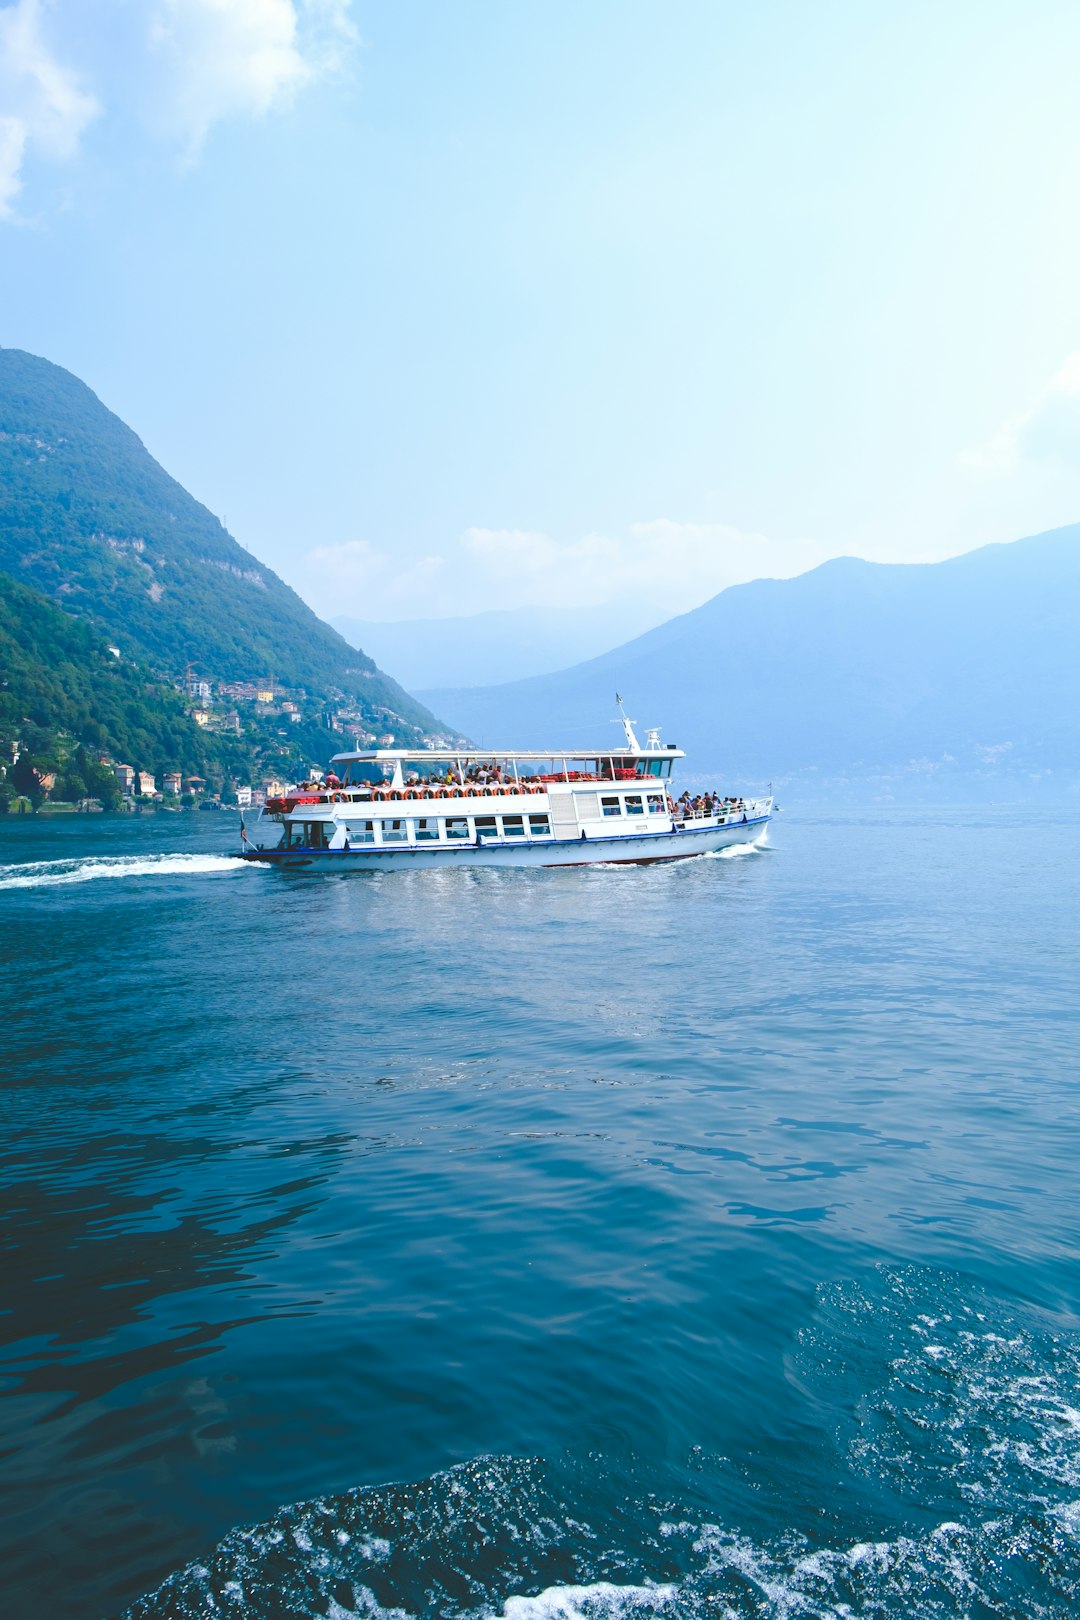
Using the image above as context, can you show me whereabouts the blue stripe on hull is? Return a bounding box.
[242,817,769,872]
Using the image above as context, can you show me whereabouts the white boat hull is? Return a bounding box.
[242,813,770,872]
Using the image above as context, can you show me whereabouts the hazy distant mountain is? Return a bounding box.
[0,347,441,745]
[332,603,665,690]
[417,526,1080,793]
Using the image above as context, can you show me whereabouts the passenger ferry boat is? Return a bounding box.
[240,705,771,872]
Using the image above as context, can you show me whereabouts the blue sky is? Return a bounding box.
[3,0,1080,625]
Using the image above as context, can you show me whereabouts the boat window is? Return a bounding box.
[296,821,328,848]
[600,796,622,817]
[381,819,408,843]
[347,821,375,844]
[445,817,470,840]
[501,816,525,837]
[646,795,665,815]
[475,816,497,839]
[415,817,440,841]
[624,795,644,816]
[529,815,551,836]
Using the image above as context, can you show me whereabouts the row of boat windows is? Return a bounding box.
[284,814,555,849]
[600,793,667,817]
[282,793,679,848]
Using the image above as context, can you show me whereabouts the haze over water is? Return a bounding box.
[2,808,1079,1619]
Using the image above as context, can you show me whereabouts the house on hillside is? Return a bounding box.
[162,770,182,796]
[114,763,135,795]
[137,770,157,796]
[235,785,252,807]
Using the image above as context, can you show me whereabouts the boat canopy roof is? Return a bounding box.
[330,745,685,765]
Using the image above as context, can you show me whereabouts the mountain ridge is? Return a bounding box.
[0,346,442,743]
[417,525,1080,793]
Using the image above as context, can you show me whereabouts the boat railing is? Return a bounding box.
[673,795,771,828]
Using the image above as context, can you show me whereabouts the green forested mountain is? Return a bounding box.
[0,347,440,738]
[0,568,240,806]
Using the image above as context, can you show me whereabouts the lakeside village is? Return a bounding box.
[1,669,447,816]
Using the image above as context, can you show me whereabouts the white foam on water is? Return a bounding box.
[126,1483,1080,1620]
[703,838,765,860]
[0,852,260,891]
[322,1586,411,1620]
[493,1582,677,1620]
[124,1284,1080,1620]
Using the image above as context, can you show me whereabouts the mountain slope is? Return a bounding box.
[0,347,440,742]
[332,602,666,690]
[0,568,241,805]
[418,526,1080,788]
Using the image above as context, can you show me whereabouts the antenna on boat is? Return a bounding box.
[613,693,642,754]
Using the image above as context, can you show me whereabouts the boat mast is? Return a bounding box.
[614,693,642,754]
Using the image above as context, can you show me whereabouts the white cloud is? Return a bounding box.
[0,0,358,217]
[0,0,99,218]
[147,0,358,151]
[963,353,1080,475]
[302,520,833,622]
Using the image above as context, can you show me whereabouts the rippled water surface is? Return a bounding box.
[2,807,1079,1619]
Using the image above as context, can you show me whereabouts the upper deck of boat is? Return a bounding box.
[329,745,685,768]
[327,742,685,790]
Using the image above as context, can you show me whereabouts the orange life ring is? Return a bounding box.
[403,788,419,800]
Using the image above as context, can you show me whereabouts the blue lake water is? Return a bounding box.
[2,806,1079,1619]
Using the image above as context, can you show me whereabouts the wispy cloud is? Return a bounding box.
[963,353,1080,475]
[302,520,832,622]
[0,0,358,217]
[147,0,358,153]
[0,0,99,218]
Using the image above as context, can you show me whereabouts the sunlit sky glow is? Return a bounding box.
[3,0,1080,624]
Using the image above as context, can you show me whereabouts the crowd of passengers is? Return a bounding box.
[674,791,747,820]
[312,764,621,792]
[293,773,749,818]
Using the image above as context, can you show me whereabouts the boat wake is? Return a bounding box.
[703,834,768,860]
[124,1267,1080,1619]
[0,852,259,891]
